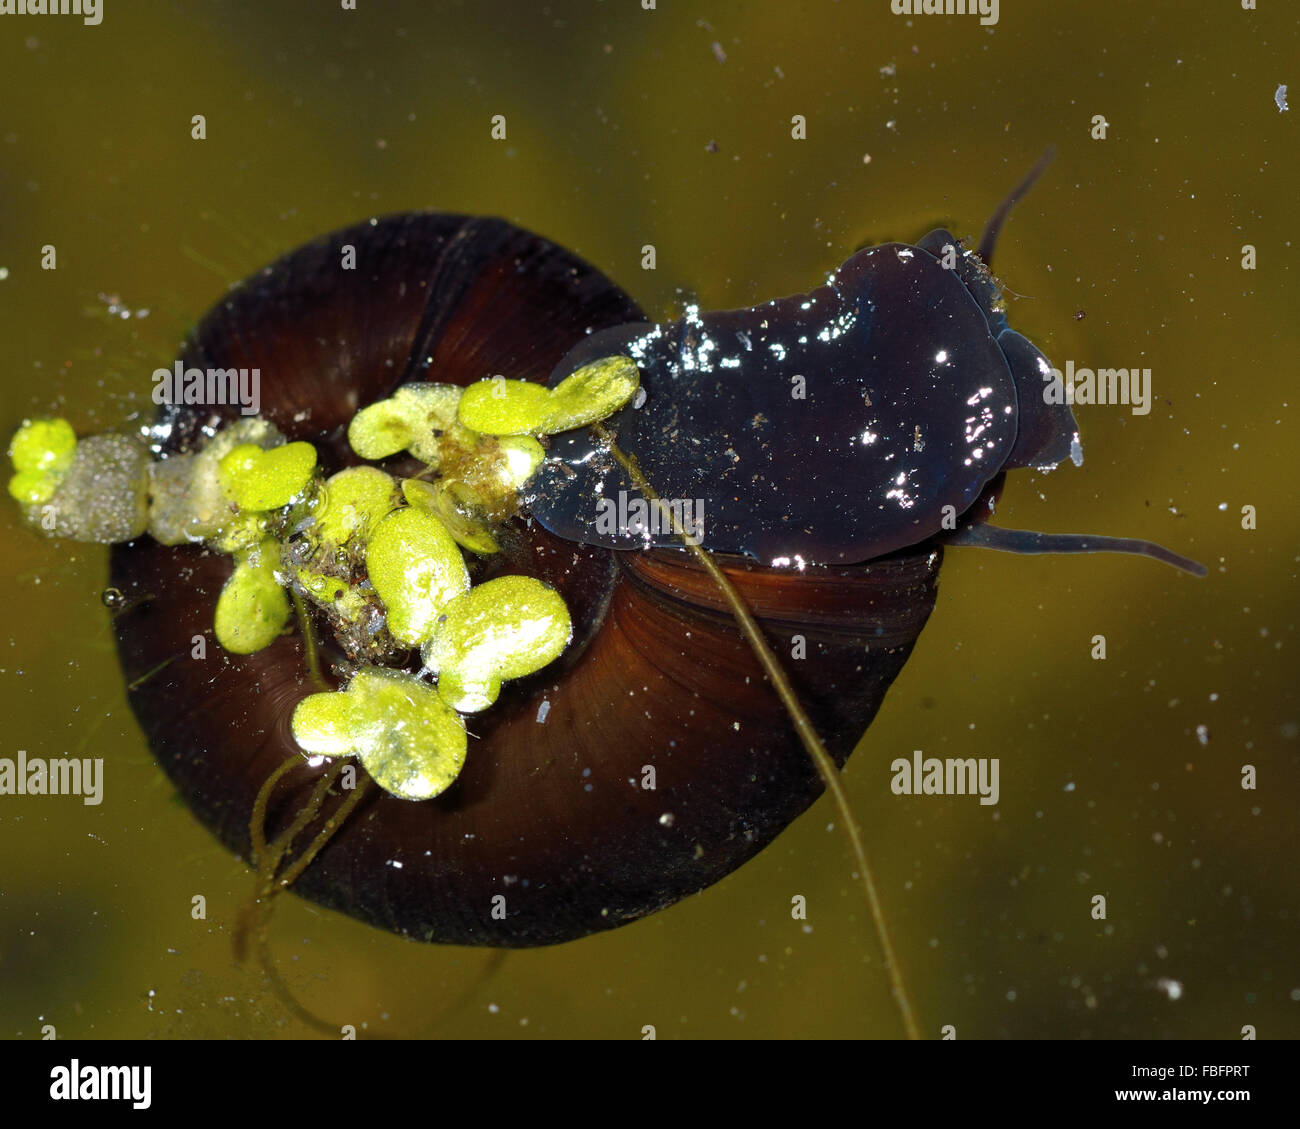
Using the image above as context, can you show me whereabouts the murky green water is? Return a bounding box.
[0,0,1295,1039]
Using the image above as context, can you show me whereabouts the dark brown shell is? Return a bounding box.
[109,213,940,946]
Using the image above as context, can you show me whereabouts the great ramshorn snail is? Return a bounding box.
[6,159,1204,961]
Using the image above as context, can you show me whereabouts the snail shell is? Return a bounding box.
[110,213,940,945]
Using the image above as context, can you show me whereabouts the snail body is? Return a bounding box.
[530,231,1074,565]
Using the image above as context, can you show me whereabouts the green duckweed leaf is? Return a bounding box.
[8,418,77,475]
[290,691,356,757]
[213,539,291,654]
[315,466,400,545]
[291,667,468,800]
[456,378,551,436]
[456,356,639,436]
[347,383,462,464]
[543,355,640,433]
[422,574,572,713]
[402,478,498,555]
[364,507,470,646]
[295,568,370,622]
[218,441,317,512]
[8,468,59,506]
[146,418,284,547]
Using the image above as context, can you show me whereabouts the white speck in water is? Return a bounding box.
[633,386,647,409]
[659,812,675,827]
[1275,84,1289,113]
[1195,724,1209,746]
[1155,977,1184,1001]
[536,699,551,724]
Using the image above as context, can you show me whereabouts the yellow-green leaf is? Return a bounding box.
[315,466,400,545]
[423,575,572,713]
[8,417,77,475]
[213,539,291,654]
[218,441,317,512]
[347,383,462,463]
[365,508,469,646]
[543,355,640,433]
[456,378,551,436]
[290,667,469,800]
[402,478,498,555]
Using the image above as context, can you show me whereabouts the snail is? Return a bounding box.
[8,157,1204,965]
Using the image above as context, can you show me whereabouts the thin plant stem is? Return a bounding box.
[291,588,333,693]
[592,421,921,1041]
